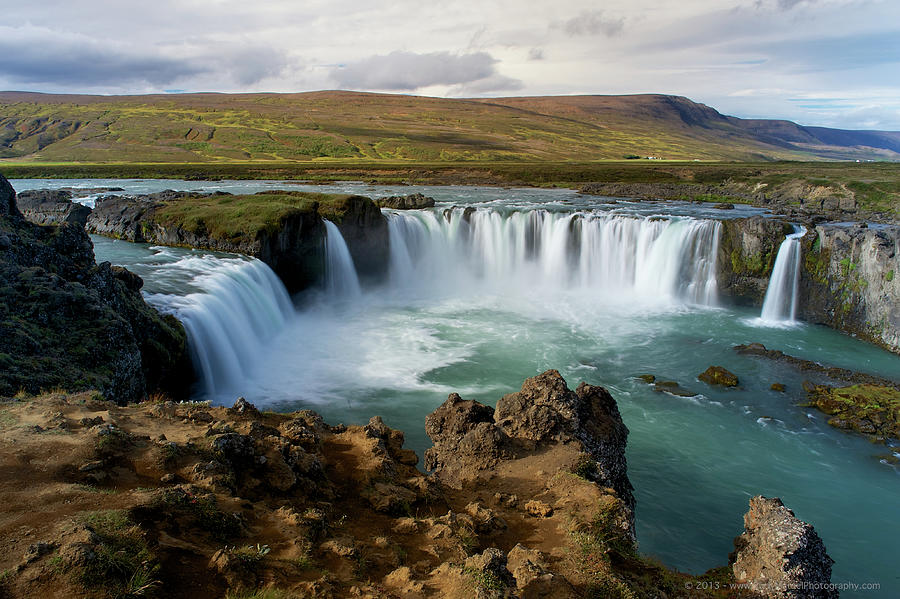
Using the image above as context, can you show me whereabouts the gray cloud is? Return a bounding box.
[0,25,287,88]
[333,51,521,91]
[560,10,625,37]
[528,47,545,61]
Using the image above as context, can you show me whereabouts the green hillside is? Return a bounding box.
[2,90,897,164]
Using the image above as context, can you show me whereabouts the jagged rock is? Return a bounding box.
[463,548,516,597]
[698,365,740,387]
[376,193,436,210]
[465,502,507,533]
[212,433,256,465]
[424,393,509,482]
[425,370,634,523]
[731,496,836,599]
[230,397,259,415]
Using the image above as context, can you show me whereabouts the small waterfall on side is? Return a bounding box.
[386,208,722,305]
[760,226,807,323]
[145,257,294,399]
[323,220,361,297]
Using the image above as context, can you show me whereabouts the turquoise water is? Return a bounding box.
[68,179,900,597]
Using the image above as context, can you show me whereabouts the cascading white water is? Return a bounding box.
[145,256,294,399]
[760,226,807,323]
[324,220,361,298]
[385,208,722,305]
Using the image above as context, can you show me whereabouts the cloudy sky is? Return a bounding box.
[2,0,898,130]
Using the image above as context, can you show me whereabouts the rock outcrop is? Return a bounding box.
[716,216,794,306]
[425,370,634,527]
[376,192,436,210]
[0,175,190,403]
[15,189,92,227]
[83,190,392,292]
[731,496,836,599]
[799,223,900,353]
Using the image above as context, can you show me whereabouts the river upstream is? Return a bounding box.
[12,179,900,596]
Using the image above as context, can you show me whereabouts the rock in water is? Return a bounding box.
[375,193,436,209]
[698,365,740,387]
[731,496,836,599]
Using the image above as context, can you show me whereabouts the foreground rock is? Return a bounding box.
[0,175,189,402]
[426,370,635,530]
[0,380,837,598]
[731,496,836,599]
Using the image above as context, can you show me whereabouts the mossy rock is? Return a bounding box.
[697,366,739,387]
[805,383,900,441]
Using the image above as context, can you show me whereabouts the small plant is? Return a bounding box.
[153,488,241,540]
[228,543,271,565]
[461,566,506,592]
[75,510,159,598]
[886,269,894,282]
[572,454,598,480]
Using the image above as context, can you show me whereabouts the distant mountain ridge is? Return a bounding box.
[0,90,897,162]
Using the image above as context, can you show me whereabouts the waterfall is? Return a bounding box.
[386,208,722,305]
[760,226,807,323]
[144,256,294,399]
[324,220,361,298]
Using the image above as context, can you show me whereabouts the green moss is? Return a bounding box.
[886,270,894,282]
[152,487,241,540]
[152,191,342,242]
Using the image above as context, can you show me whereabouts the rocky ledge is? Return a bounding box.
[376,192,436,210]
[17,187,391,293]
[0,175,190,403]
[0,372,837,599]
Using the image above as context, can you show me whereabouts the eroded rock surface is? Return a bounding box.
[425,369,634,524]
[731,496,836,599]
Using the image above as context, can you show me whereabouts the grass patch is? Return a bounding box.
[150,191,361,243]
[75,510,158,598]
[224,588,299,599]
[152,487,241,540]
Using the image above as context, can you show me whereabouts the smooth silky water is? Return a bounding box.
[16,179,897,596]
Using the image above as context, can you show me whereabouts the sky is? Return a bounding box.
[1,0,898,130]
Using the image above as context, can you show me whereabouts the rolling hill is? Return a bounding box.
[0,90,898,163]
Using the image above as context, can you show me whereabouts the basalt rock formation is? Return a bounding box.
[731,496,836,599]
[799,223,900,353]
[15,189,92,227]
[0,175,190,403]
[716,216,794,306]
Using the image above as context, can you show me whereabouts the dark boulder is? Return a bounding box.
[0,174,190,403]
